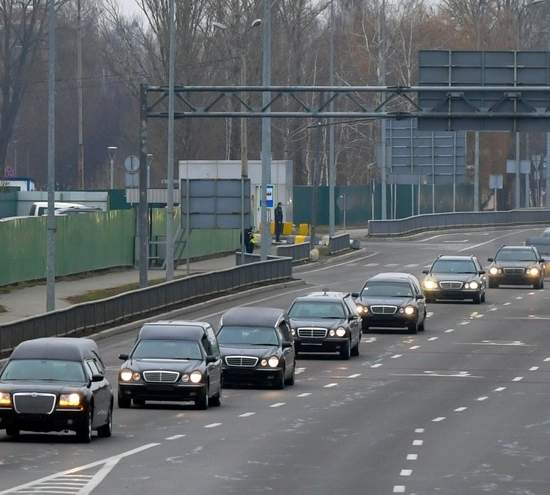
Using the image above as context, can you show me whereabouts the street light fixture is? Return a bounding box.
[107,146,117,190]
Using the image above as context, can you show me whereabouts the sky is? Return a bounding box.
[116,0,142,18]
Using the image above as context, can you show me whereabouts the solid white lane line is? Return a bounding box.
[432,417,446,422]
[165,434,186,440]
[412,440,423,446]
[477,396,488,401]
[393,486,406,493]
[409,345,421,350]
[306,251,380,273]
[454,407,468,412]
[415,428,425,433]
[493,387,507,392]
[297,392,312,398]
[406,454,418,461]
[324,383,338,388]
[204,423,222,429]
[270,402,286,408]
[512,376,524,382]
[348,373,361,378]
[445,328,455,333]
[239,412,256,418]
[427,337,438,341]
[400,469,413,477]
[529,366,539,371]
[371,363,383,368]
[391,354,403,359]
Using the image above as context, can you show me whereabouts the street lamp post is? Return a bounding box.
[107,146,117,189]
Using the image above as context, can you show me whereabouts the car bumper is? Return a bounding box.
[222,367,283,384]
[424,289,481,300]
[363,314,416,328]
[0,408,88,433]
[118,383,206,402]
[294,337,348,353]
[489,274,538,285]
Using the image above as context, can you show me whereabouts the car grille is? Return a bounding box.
[503,267,525,274]
[225,356,259,367]
[13,393,56,415]
[297,328,327,338]
[370,305,398,315]
[439,281,463,290]
[142,371,180,383]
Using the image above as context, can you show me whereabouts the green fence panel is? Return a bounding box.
[0,191,17,219]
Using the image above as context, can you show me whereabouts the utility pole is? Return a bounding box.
[46,0,56,312]
[378,0,387,220]
[240,32,248,263]
[260,0,272,260]
[166,0,176,280]
[516,132,521,208]
[474,132,480,211]
[76,0,84,189]
[328,0,336,236]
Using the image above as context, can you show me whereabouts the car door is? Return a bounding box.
[278,320,295,376]
[411,280,425,320]
[343,296,361,346]
[474,257,486,288]
[85,359,108,427]
[204,328,222,394]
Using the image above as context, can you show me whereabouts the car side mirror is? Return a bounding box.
[540,258,545,263]
[416,294,424,300]
[91,374,104,383]
[351,292,359,298]
[206,355,218,364]
[421,269,429,275]
[487,257,494,262]
[118,353,129,361]
[282,341,293,349]
[479,270,486,275]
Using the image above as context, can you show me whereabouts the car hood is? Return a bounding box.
[219,345,279,359]
[289,318,346,329]
[0,381,87,394]
[493,261,535,268]
[123,359,204,373]
[426,273,479,282]
[356,296,413,307]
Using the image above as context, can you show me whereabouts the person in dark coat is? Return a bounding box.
[243,227,255,254]
[274,202,283,242]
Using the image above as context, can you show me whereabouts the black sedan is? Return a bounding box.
[288,291,362,360]
[217,307,296,389]
[0,337,113,443]
[118,321,222,410]
[487,245,545,289]
[353,273,426,334]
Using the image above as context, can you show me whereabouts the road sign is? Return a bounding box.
[506,160,530,174]
[489,174,503,189]
[4,166,15,178]
[124,155,139,173]
[265,184,274,208]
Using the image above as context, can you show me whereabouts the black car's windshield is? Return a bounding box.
[289,301,345,319]
[362,282,413,298]
[217,326,279,346]
[496,249,537,262]
[132,340,203,360]
[431,259,477,274]
[0,359,86,382]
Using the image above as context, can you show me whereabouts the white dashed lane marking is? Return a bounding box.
[459,321,470,326]
[385,263,399,268]
[393,486,406,493]
[493,387,507,392]
[371,363,383,368]
[432,417,446,422]
[454,406,468,412]
[445,328,455,333]
[407,454,418,461]
[512,376,524,382]
[269,402,286,408]
[295,367,306,375]
[391,354,403,359]
[477,396,488,401]
[365,263,380,267]
[529,366,539,371]
[400,469,413,477]
[324,383,338,388]
[414,428,425,433]
[504,302,511,306]
[409,345,421,350]
[545,357,550,362]
[412,439,424,446]
[204,423,222,429]
[239,412,256,418]
[165,434,186,440]
[405,263,419,268]
[347,373,361,378]
[427,337,438,341]
[296,393,311,398]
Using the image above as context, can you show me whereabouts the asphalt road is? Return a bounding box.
[2,226,550,495]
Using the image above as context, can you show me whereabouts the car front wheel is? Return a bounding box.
[340,340,351,360]
[76,408,93,443]
[97,404,113,438]
[5,427,19,438]
[196,386,210,410]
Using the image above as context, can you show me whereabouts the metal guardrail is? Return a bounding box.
[0,259,292,356]
[276,243,311,263]
[368,209,550,237]
[329,234,351,254]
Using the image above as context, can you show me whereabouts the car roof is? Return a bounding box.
[367,272,416,282]
[435,255,476,260]
[139,322,208,341]
[293,291,348,303]
[499,245,536,250]
[10,337,98,362]
[220,307,287,328]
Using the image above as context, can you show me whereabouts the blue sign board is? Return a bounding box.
[265,184,274,208]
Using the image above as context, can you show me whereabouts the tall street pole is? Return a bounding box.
[166,0,176,280]
[260,0,272,260]
[474,132,480,211]
[240,48,248,262]
[516,132,521,209]
[76,0,84,189]
[46,0,56,312]
[547,34,550,207]
[378,0,387,220]
[328,0,336,236]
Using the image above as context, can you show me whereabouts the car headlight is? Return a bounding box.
[469,281,479,290]
[120,369,134,382]
[489,267,499,276]
[423,280,437,290]
[329,329,336,336]
[335,327,347,337]
[58,393,82,408]
[268,356,280,368]
[190,371,203,383]
[181,374,190,383]
[356,304,367,314]
[528,267,540,276]
[260,359,268,367]
[404,306,415,316]
[290,328,296,336]
[0,392,12,408]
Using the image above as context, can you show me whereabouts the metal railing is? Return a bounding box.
[368,209,550,237]
[329,234,350,254]
[0,258,292,357]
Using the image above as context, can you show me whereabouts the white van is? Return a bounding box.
[29,202,88,216]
